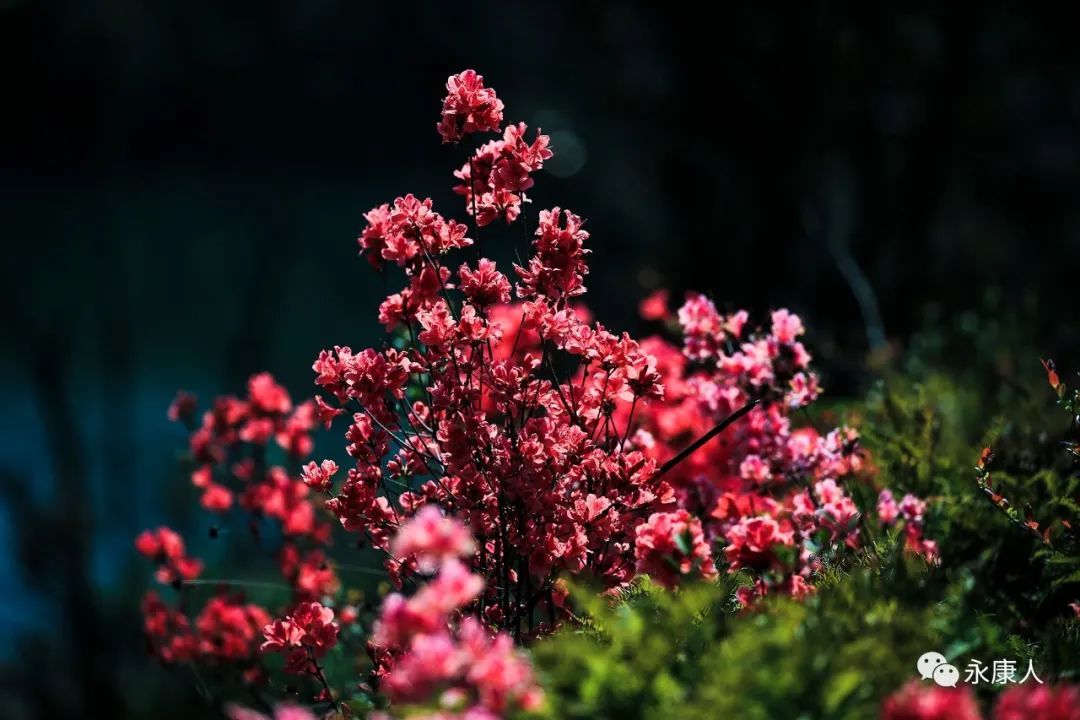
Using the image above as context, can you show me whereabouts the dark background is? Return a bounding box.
[2,2,1079,717]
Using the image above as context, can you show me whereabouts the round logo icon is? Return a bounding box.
[932,663,960,688]
[917,651,948,680]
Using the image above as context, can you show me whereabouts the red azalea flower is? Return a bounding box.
[881,680,982,720]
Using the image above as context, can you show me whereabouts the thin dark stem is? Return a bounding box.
[306,647,339,711]
[414,230,460,322]
[545,347,579,425]
[469,154,481,261]
[654,399,760,479]
[621,396,639,446]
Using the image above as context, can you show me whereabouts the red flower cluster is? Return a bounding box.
[300,459,339,493]
[168,374,336,579]
[141,591,197,663]
[196,596,272,663]
[141,590,269,671]
[882,680,1080,720]
[454,123,553,226]
[358,194,472,274]
[177,373,324,530]
[135,526,203,585]
[994,684,1080,720]
[314,71,689,636]
[634,509,717,589]
[629,291,937,603]
[227,704,317,720]
[391,504,477,573]
[881,681,981,720]
[437,69,505,144]
[370,511,543,718]
[138,375,343,690]
[514,208,591,299]
[260,600,339,675]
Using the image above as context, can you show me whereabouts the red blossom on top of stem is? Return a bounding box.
[437,69,505,144]
[260,601,339,675]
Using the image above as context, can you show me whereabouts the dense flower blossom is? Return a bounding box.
[261,601,339,675]
[514,207,590,298]
[625,290,943,602]
[438,69,505,144]
[634,509,717,589]
[357,194,472,274]
[391,504,477,573]
[280,546,340,601]
[137,524,273,674]
[300,459,339,492]
[722,515,795,571]
[176,372,325,531]
[459,258,512,307]
[880,680,982,720]
[141,589,269,670]
[371,511,543,718]
[994,683,1080,720]
[453,123,553,225]
[323,114,681,629]
[876,489,938,564]
[195,596,272,662]
[142,376,338,684]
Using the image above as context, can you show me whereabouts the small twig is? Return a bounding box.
[655,399,760,479]
[182,578,293,592]
[306,646,340,711]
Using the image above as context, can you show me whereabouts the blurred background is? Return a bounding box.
[3,2,1080,717]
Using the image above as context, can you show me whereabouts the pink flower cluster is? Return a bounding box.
[877,489,939,563]
[629,291,937,602]
[882,680,1080,720]
[634,509,717,589]
[260,601,339,675]
[881,681,982,720]
[371,510,543,718]
[437,69,505,144]
[391,504,477,573]
[994,684,1080,720]
[453,123,553,226]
